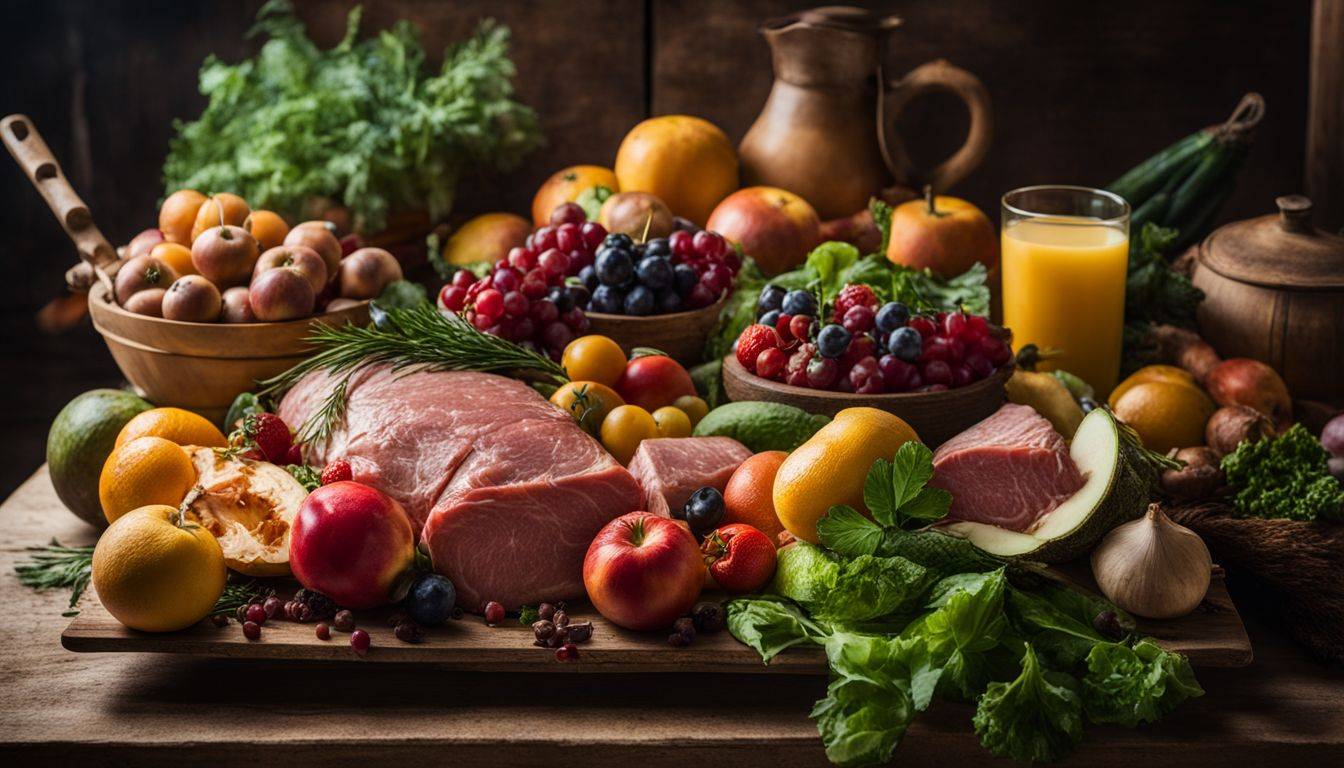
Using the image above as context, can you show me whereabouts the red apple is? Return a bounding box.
[1205,358,1293,428]
[254,244,328,293]
[338,247,403,299]
[249,266,316,321]
[707,186,821,276]
[615,354,696,411]
[126,228,165,261]
[284,221,343,286]
[220,286,255,323]
[190,224,259,287]
[583,511,704,631]
[289,481,415,609]
[886,187,998,277]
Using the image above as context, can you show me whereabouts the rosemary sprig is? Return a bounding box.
[15,539,95,617]
[257,303,569,443]
[211,580,275,617]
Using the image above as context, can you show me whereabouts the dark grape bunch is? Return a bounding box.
[577,224,741,317]
[735,282,1012,394]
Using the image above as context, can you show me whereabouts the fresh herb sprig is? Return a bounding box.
[258,303,568,443]
[15,539,94,616]
[211,580,276,617]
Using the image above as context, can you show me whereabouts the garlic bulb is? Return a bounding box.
[1090,503,1212,619]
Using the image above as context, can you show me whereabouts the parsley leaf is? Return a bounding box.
[1222,423,1344,521]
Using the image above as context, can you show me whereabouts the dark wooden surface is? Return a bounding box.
[1,467,1339,765]
[0,0,1321,502]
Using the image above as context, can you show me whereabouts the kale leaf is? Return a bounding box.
[1221,423,1344,521]
[1081,639,1203,726]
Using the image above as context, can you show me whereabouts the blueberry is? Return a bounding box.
[875,302,910,333]
[757,284,786,316]
[645,237,671,257]
[817,324,852,359]
[405,574,455,627]
[578,264,599,290]
[624,285,655,316]
[781,289,817,317]
[658,289,683,314]
[759,309,781,328]
[547,286,575,313]
[565,283,591,310]
[888,326,922,362]
[595,247,634,286]
[682,486,725,537]
[636,256,674,291]
[602,233,633,250]
[673,263,699,295]
[591,284,625,314]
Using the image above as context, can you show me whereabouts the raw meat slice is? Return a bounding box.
[279,366,642,610]
[929,403,1086,532]
[627,437,753,518]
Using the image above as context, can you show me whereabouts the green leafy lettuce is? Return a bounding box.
[973,644,1084,763]
[773,544,935,624]
[1221,423,1344,521]
[163,1,541,233]
[1081,639,1203,726]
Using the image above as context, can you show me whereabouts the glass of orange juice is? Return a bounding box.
[1001,186,1130,397]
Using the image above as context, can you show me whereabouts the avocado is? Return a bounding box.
[47,389,153,528]
[692,401,830,453]
[942,408,1151,563]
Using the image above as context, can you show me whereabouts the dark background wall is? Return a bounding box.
[0,0,1315,499]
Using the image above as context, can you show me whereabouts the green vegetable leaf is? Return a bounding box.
[807,241,862,300]
[773,543,935,624]
[869,197,894,254]
[726,597,825,662]
[904,568,1008,699]
[284,464,321,492]
[973,644,1085,764]
[860,443,951,529]
[1007,585,1119,668]
[372,279,429,312]
[875,527,1006,577]
[817,505,885,558]
[812,673,915,768]
[1222,423,1344,522]
[1082,639,1203,726]
[517,605,539,626]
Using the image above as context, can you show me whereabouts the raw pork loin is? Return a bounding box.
[279,366,642,610]
[627,437,752,518]
[929,403,1085,532]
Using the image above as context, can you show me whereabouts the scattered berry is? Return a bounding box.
[682,486,726,538]
[692,602,726,633]
[262,596,283,619]
[483,601,505,626]
[320,458,353,485]
[242,620,261,640]
[406,574,456,627]
[555,642,580,662]
[333,610,356,632]
[735,324,780,373]
[210,614,228,628]
[350,628,371,655]
[245,603,267,626]
[315,622,331,640]
[394,621,424,644]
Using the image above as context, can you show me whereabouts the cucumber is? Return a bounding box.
[1107,130,1212,206]
[1170,184,1234,252]
[1165,144,1238,226]
[1128,191,1169,232]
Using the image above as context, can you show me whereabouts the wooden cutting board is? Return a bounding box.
[62,574,1252,670]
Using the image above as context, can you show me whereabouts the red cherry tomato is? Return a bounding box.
[615,354,696,411]
[702,523,777,594]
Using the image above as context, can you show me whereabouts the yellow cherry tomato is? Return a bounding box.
[652,406,693,438]
[672,395,709,427]
[550,381,624,435]
[600,405,658,465]
[562,335,628,388]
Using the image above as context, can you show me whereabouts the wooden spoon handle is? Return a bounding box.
[2,114,117,293]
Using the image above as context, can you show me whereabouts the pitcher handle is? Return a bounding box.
[879,60,993,192]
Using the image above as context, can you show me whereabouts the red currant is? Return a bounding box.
[242,620,261,640]
[502,291,528,317]
[701,266,730,294]
[315,622,331,641]
[555,223,581,252]
[943,311,967,338]
[692,230,727,259]
[774,313,795,344]
[483,601,506,626]
[789,314,813,342]
[245,603,267,625]
[951,363,974,388]
[806,356,840,389]
[686,282,718,308]
[909,316,937,338]
[537,248,569,277]
[541,321,574,353]
[475,289,504,320]
[567,248,593,273]
[963,314,988,340]
[529,298,559,324]
[840,335,877,370]
[508,248,537,272]
[470,311,494,331]
[580,221,607,250]
[965,353,994,380]
[438,285,467,312]
[491,266,520,293]
[756,347,788,380]
[561,306,589,332]
[981,336,1013,366]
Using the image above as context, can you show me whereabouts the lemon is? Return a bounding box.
[773,407,920,543]
[115,407,227,449]
[99,436,197,524]
[92,504,227,632]
[1112,381,1216,454]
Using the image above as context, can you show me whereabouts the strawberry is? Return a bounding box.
[832,284,879,322]
[232,412,292,464]
[320,458,353,486]
[735,324,780,373]
[283,443,304,466]
[702,524,777,594]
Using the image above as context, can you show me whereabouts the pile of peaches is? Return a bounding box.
[114,191,403,323]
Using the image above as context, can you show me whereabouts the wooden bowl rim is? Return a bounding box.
[583,294,728,324]
[88,282,371,332]
[722,353,1013,403]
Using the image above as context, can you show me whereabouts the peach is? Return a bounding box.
[149,241,196,277]
[338,247,403,300]
[220,286,256,323]
[254,245,328,294]
[289,481,415,610]
[249,267,315,321]
[162,275,222,322]
[246,209,290,251]
[191,225,259,288]
[159,190,207,245]
[114,254,177,306]
[707,186,822,276]
[284,222,343,286]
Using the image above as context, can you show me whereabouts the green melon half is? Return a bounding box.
[942,408,1150,563]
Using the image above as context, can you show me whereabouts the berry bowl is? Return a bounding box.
[586,295,728,366]
[721,354,1012,447]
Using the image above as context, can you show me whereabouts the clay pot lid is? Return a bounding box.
[764,6,902,34]
[1200,195,1344,290]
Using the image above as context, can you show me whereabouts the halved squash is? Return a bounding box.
[183,447,307,576]
[941,408,1151,562]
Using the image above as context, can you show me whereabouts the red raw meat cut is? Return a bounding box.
[627,437,753,518]
[279,366,642,610]
[928,403,1085,532]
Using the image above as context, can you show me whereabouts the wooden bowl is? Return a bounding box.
[721,354,1011,447]
[585,296,727,366]
[87,283,370,425]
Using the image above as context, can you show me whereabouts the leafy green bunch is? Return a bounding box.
[163,0,541,233]
[1222,423,1344,522]
[728,444,1202,767]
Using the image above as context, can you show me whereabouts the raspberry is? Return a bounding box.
[233,412,292,464]
[321,458,353,486]
[832,284,879,322]
[735,324,780,373]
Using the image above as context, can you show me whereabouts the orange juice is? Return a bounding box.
[1001,218,1128,396]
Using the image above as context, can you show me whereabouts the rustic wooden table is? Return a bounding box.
[3,466,1343,767]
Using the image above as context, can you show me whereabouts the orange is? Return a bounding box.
[562,335,628,387]
[723,450,788,540]
[159,189,207,244]
[1111,380,1216,454]
[99,436,197,524]
[615,116,738,225]
[92,504,227,632]
[116,407,228,449]
[774,407,920,543]
[532,165,619,226]
[1108,365,1198,411]
[191,192,251,242]
[246,209,291,251]
[149,241,196,277]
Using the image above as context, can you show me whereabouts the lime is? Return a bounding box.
[47,389,153,528]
